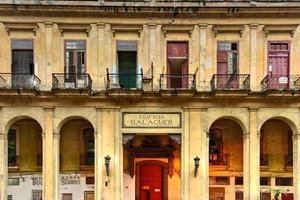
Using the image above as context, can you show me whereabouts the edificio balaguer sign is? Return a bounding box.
[122,112,182,128]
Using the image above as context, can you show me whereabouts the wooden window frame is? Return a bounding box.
[217,41,239,75]
[64,40,87,75]
[267,40,290,76]
[8,127,19,171]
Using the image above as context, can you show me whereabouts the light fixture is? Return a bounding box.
[194,156,200,177]
[105,155,111,177]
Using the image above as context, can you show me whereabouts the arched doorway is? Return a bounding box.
[59,118,95,200]
[209,118,244,200]
[260,119,294,200]
[7,117,43,200]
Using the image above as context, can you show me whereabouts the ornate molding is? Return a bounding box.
[97,23,106,29]
[110,24,143,37]
[148,23,157,29]
[263,24,298,38]
[3,22,39,36]
[249,23,259,30]
[248,107,259,112]
[169,134,181,144]
[161,24,194,38]
[199,24,208,30]
[212,25,245,38]
[57,23,91,37]
[44,22,53,28]
[122,134,135,145]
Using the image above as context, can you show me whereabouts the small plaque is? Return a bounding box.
[154,189,160,192]
[279,77,288,84]
[122,112,182,128]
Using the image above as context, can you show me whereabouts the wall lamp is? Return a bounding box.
[194,156,200,177]
[105,155,111,177]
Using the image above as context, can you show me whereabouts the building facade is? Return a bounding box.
[0,0,300,200]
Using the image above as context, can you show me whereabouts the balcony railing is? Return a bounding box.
[80,153,94,166]
[209,153,230,166]
[106,68,143,90]
[8,155,19,167]
[0,73,41,90]
[211,74,250,91]
[261,75,300,91]
[160,74,196,90]
[285,155,293,167]
[260,154,269,167]
[52,73,92,90]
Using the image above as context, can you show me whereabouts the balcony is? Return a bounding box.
[285,155,293,170]
[159,74,196,96]
[0,73,40,90]
[80,153,94,171]
[211,74,250,92]
[260,154,269,170]
[261,75,300,92]
[106,68,143,96]
[209,153,230,169]
[52,73,92,90]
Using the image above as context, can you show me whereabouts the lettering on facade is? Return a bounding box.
[122,112,182,128]
[31,176,43,186]
[61,174,80,185]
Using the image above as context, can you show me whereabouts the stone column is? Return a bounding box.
[182,108,190,199]
[200,108,209,200]
[95,108,103,200]
[293,130,300,200]
[189,108,206,199]
[44,22,53,90]
[199,24,207,91]
[250,24,258,91]
[43,107,57,200]
[0,133,7,200]
[248,108,260,200]
[97,23,105,90]
[243,132,250,200]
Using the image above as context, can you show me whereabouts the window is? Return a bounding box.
[235,177,243,185]
[260,177,270,186]
[7,195,12,200]
[32,190,42,200]
[167,41,189,89]
[84,191,94,200]
[209,129,226,165]
[260,192,271,200]
[286,130,293,167]
[8,129,17,167]
[117,41,138,88]
[275,177,293,186]
[65,40,86,85]
[235,191,243,200]
[62,193,72,200]
[83,128,94,165]
[217,42,238,74]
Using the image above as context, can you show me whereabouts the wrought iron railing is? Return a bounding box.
[261,75,300,91]
[260,154,269,167]
[52,73,92,90]
[285,155,293,167]
[209,153,230,166]
[0,73,41,90]
[159,74,196,90]
[211,74,250,91]
[8,155,19,167]
[80,153,94,166]
[106,68,143,90]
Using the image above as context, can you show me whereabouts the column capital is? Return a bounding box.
[199,24,208,29]
[148,23,157,29]
[95,106,120,112]
[97,23,106,29]
[293,133,300,140]
[43,106,55,112]
[248,107,259,112]
[53,132,60,139]
[243,133,250,139]
[44,22,54,28]
[249,24,259,29]
[0,133,7,140]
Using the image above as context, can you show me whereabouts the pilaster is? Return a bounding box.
[95,107,103,200]
[248,107,260,200]
[182,107,190,200]
[44,22,53,90]
[250,24,258,91]
[294,109,300,200]
[199,24,207,90]
[0,133,7,200]
[97,23,106,90]
[43,107,57,200]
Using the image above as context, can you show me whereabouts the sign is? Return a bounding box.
[122,112,182,128]
[279,76,288,84]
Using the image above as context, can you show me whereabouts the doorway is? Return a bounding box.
[136,160,168,200]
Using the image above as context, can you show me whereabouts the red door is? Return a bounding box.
[282,193,294,200]
[217,51,229,89]
[139,165,163,200]
[268,42,289,89]
[167,42,188,88]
